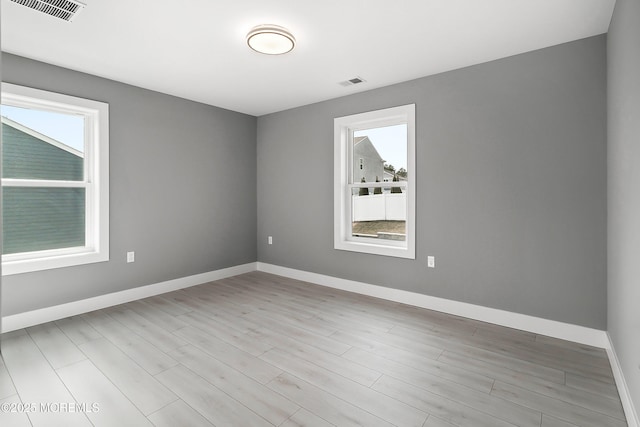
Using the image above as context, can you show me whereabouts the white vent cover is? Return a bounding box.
[9,0,86,22]
[339,77,366,87]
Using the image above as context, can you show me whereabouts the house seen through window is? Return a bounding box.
[2,105,86,254]
[352,124,408,241]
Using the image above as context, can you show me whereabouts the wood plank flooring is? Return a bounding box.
[0,271,627,426]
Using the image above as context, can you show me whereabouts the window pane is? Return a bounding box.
[353,124,407,184]
[1,105,84,180]
[2,187,86,254]
[351,187,406,241]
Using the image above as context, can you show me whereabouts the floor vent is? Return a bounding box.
[339,76,366,87]
[9,0,86,22]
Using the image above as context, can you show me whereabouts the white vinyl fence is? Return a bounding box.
[352,193,406,222]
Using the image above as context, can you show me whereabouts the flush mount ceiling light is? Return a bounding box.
[246,24,296,55]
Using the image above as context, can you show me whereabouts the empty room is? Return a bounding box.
[0,0,638,426]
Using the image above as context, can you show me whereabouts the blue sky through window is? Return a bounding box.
[354,124,407,171]
[1,104,84,152]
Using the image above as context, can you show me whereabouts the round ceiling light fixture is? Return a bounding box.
[246,24,296,55]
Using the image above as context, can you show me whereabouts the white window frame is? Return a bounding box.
[1,83,109,275]
[334,104,416,259]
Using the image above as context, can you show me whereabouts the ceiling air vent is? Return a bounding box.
[9,0,86,22]
[339,77,366,87]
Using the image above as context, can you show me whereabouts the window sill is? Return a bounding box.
[335,239,415,259]
[2,249,109,276]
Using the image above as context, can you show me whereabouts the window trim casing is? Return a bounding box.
[334,104,416,259]
[1,82,109,275]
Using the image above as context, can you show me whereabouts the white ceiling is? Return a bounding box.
[1,0,615,116]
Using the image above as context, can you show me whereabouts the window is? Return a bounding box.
[1,83,109,275]
[334,104,415,259]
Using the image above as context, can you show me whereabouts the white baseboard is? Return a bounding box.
[3,260,635,423]
[3,260,608,347]
[607,334,639,427]
[1,262,257,332]
[256,262,610,349]
[257,263,640,422]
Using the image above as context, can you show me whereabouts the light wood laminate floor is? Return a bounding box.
[0,271,627,427]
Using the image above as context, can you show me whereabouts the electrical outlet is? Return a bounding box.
[127,251,135,263]
[268,236,273,245]
[427,256,435,268]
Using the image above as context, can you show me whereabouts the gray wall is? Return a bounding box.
[608,0,640,414]
[1,53,257,316]
[257,35,607,329]
[1,35,610,334]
